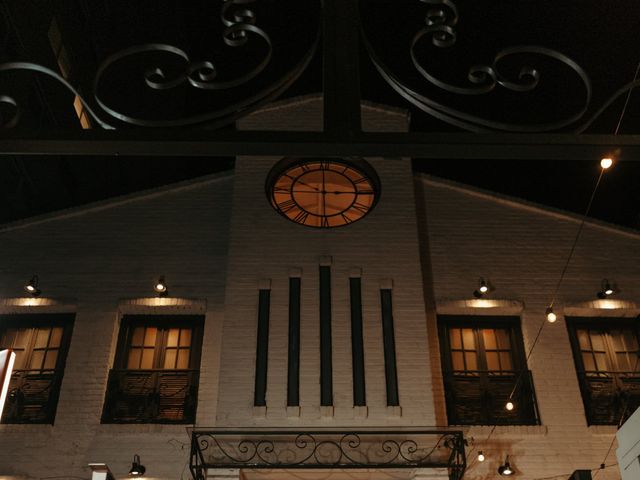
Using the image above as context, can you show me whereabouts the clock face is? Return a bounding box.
[266,158,380,228]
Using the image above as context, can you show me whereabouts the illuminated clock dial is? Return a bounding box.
[266,158,381,228]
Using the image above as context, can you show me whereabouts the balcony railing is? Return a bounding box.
[443,369,540,425]
[102,369,199,424]
[190,429,467,480]
[2,369,63,424]
[577,371,640,425]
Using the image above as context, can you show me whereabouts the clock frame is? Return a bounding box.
[265,157,381,228]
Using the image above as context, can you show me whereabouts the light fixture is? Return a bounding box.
[545,307,557,323]
[505,401,514,411]
[498,456,514,476]
[597,279,616,299]
[129,454,146,477]
[477,451,485,462]
[600,157,613,169]
[473,278,490,298]
[154,276,168,297]
[24,275,41,296]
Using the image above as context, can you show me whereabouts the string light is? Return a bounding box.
[600,157,613,169]
[545,307,557,323]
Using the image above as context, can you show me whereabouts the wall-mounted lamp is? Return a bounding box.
[477,451,485,462]
[24,275,41,297]
[129,454,146,477]
[498,456,514,476]
[154,276,168,297]
[597,279,617,299]
[473,278,491,298]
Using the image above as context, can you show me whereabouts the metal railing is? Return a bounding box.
[2,369,62,424]
[443,369,540,425]
[190,429,467,480]
[577,370,640,425]
[102,369,199,424]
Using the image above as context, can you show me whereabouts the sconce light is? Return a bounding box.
[477,451,485,462]
[24,275,41,297]
[545,307,557,323]
[498,456,514,476]
[154,276,168,297]
[129,454,146,477]
[473,278,491,298]
[597,279,617,299]
[505,401,515,411]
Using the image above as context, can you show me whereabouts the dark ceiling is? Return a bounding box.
[0,0,639,229]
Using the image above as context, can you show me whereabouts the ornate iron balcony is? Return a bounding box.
[443,369,540,425]
[577,371,640,425]
[1,369,63,424]
[102,369,199,424]
[190,429,467,480]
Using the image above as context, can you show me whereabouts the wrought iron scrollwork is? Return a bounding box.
[190,430,467,480]
[0,0,319,129]
[362,0,640,133]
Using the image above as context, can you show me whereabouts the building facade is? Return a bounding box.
[0,99,639,480]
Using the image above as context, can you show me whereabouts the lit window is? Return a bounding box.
[567,318,640,425]
[0,314,74,424]
[102,315,204,424]
[438,316,540,425]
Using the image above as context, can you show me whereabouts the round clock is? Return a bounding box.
[266,157,381,228]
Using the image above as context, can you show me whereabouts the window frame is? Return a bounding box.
[438,315,539,426]
[113,315,204,371]
[566,316,640,426]
[0,313,75,424]
[102,314,204,424]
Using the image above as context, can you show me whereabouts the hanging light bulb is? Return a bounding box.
[545,307,557,323]
[505,401,515,411]
[477,451,485,462]
[600,157,613,169]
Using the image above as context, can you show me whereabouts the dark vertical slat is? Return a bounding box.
[287,277,301,406]
[319,265,333,406]
[253,289,270,407]
[380,289,399,406]
[350,277,366,406]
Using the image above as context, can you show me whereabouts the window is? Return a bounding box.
[566,318,640,425]
[102,315,204,424]
[0,314,74,424]
[438,316,540,425]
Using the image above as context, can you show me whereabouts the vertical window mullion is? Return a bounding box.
[350,276,366,406]
[319,265,333,406]
[380,288,399,407]
[254,287,271,407]
[287,276,301,407]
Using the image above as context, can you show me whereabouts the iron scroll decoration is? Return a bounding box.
[265,157,381,229]
[0,0,320,129]
[190,430,467,480]
[361,0,640,133]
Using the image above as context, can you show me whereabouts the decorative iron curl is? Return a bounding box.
[361,0,640,133]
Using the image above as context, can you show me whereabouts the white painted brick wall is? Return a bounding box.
[0,174,233,480]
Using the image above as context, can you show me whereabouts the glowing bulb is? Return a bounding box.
[154,276,167,295]
[478,451,485,462]
[545,307,557,323]
[25,285,36,292]
[600,158,613,169]
[505,401,514,411]
[604,288,613,296]
[155,283,165,292]
[479,285,488,293]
